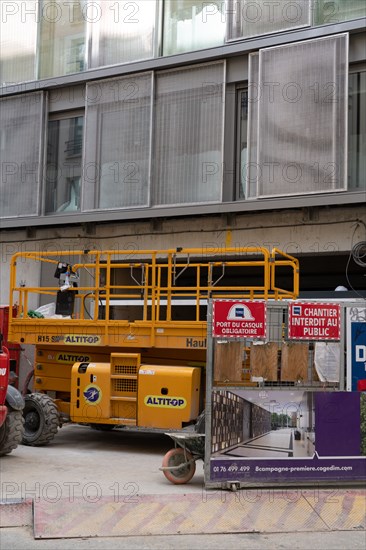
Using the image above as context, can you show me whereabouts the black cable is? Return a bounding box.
[82,292,93,320]
[345,241,366,299]
[351,241,366,267]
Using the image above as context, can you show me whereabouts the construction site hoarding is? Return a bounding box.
[205,300,366,488]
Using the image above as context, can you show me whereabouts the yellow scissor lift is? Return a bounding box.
[8,247,299,446]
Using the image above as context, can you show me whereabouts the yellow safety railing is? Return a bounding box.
[8,247,299,346]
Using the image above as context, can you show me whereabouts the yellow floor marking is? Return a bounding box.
[33,490,366,539]
[112,502,162,535]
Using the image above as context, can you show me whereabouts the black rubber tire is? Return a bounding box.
[22,393,59,446]
[162,447,196,485]
[0,410,25,456]
[89,424,115,431]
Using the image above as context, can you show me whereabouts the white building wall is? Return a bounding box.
[1,205,364,305]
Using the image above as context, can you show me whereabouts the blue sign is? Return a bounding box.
[351,322,366,391]
[83,385,102,404]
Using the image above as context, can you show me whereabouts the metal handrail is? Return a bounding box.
[8,247,299,344]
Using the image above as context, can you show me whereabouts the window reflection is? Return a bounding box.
[90,0,156,68]
[315,0,366,25]
[227,0,310,41]
[39,0,86,79]
[237,89,248,199]
[45,116,83,214]
[0,0,37,85]
[348,72,366,189]
[163,0,225,55]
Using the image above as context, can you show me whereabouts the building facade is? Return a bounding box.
[0,0,365,301]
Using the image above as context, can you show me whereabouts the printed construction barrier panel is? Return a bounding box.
[205,300,366,487]
[347,306,366,391]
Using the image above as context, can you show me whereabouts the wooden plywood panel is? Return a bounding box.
[214,341,243,383]
[281,342,309,382]
[250,342,278,382]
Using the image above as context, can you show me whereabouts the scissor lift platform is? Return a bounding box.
[8,247,299,348]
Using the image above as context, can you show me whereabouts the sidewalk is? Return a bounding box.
[1,424,365,549]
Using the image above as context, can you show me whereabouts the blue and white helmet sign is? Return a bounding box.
[227,304,255,321]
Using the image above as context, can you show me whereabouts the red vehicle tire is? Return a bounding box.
[162,447,196,485]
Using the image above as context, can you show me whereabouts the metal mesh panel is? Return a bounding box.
[227,0,311,41]
[153,62,224,205]
[113,364,138,375]
[0,92,43,217]
[83,73,152,210]
[113,379,137,393]
[247,34,348,198]
[90,1,156,68]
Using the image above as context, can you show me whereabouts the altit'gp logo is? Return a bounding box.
[83,384,102,404]
[144,396,187,408]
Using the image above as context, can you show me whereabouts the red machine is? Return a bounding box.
[0,306,21,387]
[0,345,10,428]
[0,335,24,456]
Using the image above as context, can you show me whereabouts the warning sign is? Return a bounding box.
[288,302,340,341]
[212,300,266,339]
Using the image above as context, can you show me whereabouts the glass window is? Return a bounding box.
[348,72,366,190]
[153,62,224,206]
[237,89,248,199]
[83,73,152,210]
[90,1,156,68]
[0,92,43,217]
[227,0,311,41]
[0,0,38,85]
[45,116,84,214]
[246,34,348,198]
[163,1,225,55]
[246,53,259,199]
[39,0,86,79]
[315,0,366,25]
